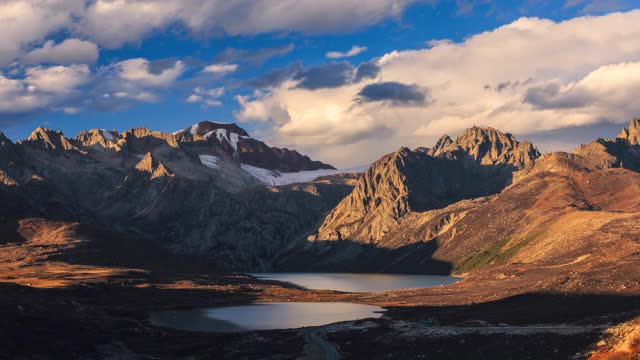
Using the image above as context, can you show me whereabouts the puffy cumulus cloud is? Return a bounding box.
[0,56,185,123]
[326,45,368,59]
[0,0,84,66]
[116,58,185,87]
[1,1,417,64]
[75,0,419,48]
[25,64,91,93]
[235,10,640,167]
[21,39,99,65]
[0,63,90,121]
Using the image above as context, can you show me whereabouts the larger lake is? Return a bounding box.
[250,272,459,293]
[150,302,383,332]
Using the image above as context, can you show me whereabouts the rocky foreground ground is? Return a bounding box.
[1,217,639,359]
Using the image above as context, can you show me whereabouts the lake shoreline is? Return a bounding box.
[2,268,639,359]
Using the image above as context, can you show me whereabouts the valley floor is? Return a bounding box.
[1,218,639,359]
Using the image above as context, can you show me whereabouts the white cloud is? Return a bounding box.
[326,46,368,59]
[76,0,418,47]
[0,0,84,66]
[0,63,90,116]
[22,39,99,65]
[25,64,90,93]
[202,63,238,74]
[116,58,185,87]
[0,1,420,53]
[186,86,225,107]
[186,94,203,103]
[236,10,640,167]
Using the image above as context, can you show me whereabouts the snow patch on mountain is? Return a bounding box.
[100,129,114,141]
[203,129,240,151]
[189,124,199,135]
[240,164,368,186]
[198,155,221,170]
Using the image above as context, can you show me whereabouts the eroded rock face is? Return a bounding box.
[311,127,540,244]
[429,126,540,168]
[75,129,123,152]
[574,118,640,171]
[20,127,86,155]
[617,118,640,145]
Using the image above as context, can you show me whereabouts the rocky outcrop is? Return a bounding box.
[574,118,640,171]
[134,152,174,179]
[20,127,85,155]
[311,127,540,244]
[122,128,179,154]
[429,126,540,168]
[75,129,123,151]
[617,118,640,145]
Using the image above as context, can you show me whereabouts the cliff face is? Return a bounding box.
[574,118,640,171]
[310,127,541,244]
[278,142,640,283]
[617,118,640,145]
[429,126,540,169]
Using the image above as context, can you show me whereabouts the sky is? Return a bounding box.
[1,0,640,167]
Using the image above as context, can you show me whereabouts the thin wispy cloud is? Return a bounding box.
[326,46,368,59]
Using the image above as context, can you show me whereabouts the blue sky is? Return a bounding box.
[1,0,640,166]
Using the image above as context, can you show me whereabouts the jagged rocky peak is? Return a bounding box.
[135,152,174,179]
[573,118,640,172]
[75,129,120,147]
[617,118,640,145]
[21,127,85,154]
[177,121,250,140]
[429,126,540,169]
[122,127,179,154]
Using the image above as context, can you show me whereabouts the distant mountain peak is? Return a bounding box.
[75,129,121,150]
[617,117,640,145]
[177,121,250,138]
[430,125,540,169]
[22,127,85,155]
[135,152,174,179]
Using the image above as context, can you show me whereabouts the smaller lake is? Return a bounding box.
[150,302,383,333]
[250,273,459,293]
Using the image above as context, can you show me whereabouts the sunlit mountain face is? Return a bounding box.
[0,0,639,168]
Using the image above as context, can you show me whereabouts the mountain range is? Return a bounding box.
[2,118,640,289]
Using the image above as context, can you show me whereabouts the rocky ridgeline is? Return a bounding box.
[4,118,640,274]
[310,127,541,244]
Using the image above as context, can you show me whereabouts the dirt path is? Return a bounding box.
[300,327,340,360]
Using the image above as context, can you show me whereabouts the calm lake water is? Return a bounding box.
[149,302,383,332]
[250,272,460,293]
[150,273,459,333]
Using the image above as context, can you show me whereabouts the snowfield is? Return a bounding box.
[240,163,368,186]
[198,153,367,186]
